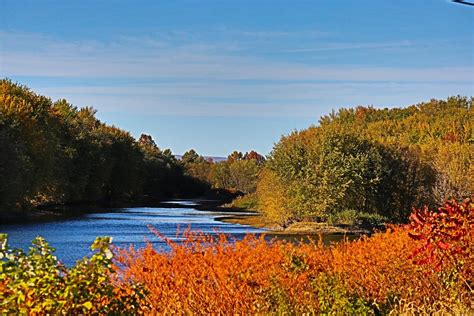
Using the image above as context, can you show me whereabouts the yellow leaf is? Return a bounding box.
[83,301,93,310]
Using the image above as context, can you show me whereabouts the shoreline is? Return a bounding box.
[1,197,378,237]
[0,194,234,225]
[214,213,373,235]
[0,187,243,224]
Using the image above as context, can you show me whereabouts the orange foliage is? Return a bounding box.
[116,205,473,313]
[117,228,295,313]
[328,228,437,304]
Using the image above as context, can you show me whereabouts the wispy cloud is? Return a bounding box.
[230,29,328,39]
[1,31,472,118]
[283,40,414,53]
[31,80,473,118]
[1,31,472,81]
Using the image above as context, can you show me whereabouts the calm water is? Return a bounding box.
[0,200,265,266]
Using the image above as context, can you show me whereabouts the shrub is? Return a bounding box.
[225,192,259,211]
[327,209,388,228]
[0,235,145,315]
[408,196,473,294]
[2,198,471,314]
[117,205,473,314]
[256,168,293,226]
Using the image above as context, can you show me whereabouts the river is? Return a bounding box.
[0,200,357,266]
[0,200,266,265]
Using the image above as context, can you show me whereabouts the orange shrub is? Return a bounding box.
[116,200,473,314]
[328,228,437,306]
[117,228,295,314]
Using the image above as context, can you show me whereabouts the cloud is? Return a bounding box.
[2,31,472,82]
[1,31,472,118]
[283,40,414,53]
[32,80,473,118]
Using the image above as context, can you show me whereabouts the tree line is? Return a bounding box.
[180,149,265,195]
[0,80,210,216]
[0,79,266,217]
[1,79,472,226]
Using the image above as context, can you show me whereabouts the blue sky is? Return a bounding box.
[1,1,473,156]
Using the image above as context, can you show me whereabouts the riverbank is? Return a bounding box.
[215,213,373,235]
[1,195,378,237]
[160,196,377,235]
[0,202,139,224]
[0,189,239,224]
[210,193,377,235]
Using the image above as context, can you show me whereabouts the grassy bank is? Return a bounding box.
[218,194,380,235]
[217,214,369,234]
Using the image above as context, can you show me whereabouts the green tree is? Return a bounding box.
[0,79,208,217]
[228,159,260,193]
[261,130,436,222]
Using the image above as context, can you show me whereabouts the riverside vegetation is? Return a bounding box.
[256,95,472,228]
[1,80,473,313]
[177,94,473,232]
[0,79,264,220]
[1,197,472,314]
[1,79,472,231]
[0,80,208,219]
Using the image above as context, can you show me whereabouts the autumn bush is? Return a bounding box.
[408,197,473,273]
[327,209,387,228]
[0,235,145,315]
[117,197,473,314]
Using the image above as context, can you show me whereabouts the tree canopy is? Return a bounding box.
[258,96,473,225]
[0,80,205,215]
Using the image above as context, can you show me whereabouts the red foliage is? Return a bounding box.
[243,150,265,164]
[408,196,473,272]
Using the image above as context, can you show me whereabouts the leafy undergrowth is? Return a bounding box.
[327,209,388,229]
[0,236,146,315]
[117,197,473,314]
[1,197,472,314]
[223,192,259,211]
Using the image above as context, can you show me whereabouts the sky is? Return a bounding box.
[0,1,473,156]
